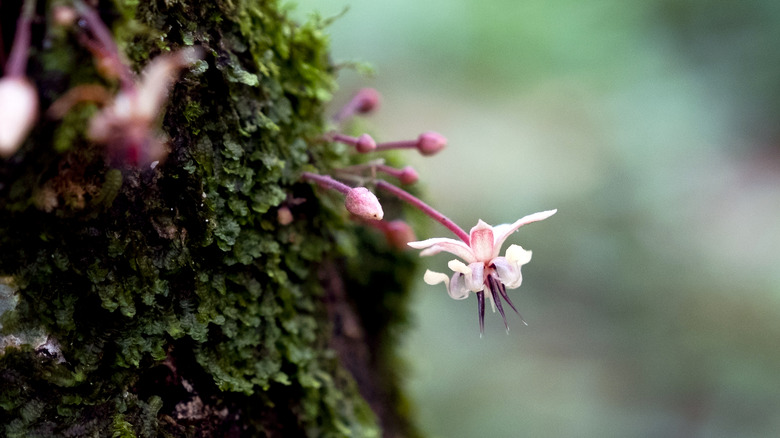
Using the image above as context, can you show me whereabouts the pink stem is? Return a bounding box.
[301,172,351,195]
[4,0,36,77]
[333,101,358,123]
[331,133,358,145]
[374,140,415,152]
[376,180,469,243]
[376,164,401,178]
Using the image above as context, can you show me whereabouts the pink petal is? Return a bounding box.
[408,237,476,263]
[492,209,557,255]
[469,220,495,262]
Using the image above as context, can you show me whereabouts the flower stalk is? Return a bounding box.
[72,0,135,90]
[301,172,384,220]
[4,0,36,78]
[376,179,469,243]
[374,131,447,156]
[331,133,376,153]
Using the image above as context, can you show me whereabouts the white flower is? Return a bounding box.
[408,209,556,333]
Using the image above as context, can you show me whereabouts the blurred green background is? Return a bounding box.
[295,1,780,437]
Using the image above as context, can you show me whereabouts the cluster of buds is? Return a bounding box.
[303,88,557,335]
[301,88,451,250]
[1,0,201,167]
[329,131,447,156]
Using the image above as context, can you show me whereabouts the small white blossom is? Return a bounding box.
[408,209,556,333]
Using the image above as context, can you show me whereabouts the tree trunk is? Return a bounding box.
[0,1,420,436]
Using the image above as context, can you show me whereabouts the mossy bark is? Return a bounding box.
[0,1,420,436]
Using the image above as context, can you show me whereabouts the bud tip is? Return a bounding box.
[345,187,384,220]
[416,131,447,156]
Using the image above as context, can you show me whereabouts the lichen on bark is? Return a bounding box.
[0,0,420,436]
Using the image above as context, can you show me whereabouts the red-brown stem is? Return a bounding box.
[376,179,469,243]
[301,172,351,195]
[72,0,136,90]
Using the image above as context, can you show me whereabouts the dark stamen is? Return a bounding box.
[496,279,519,314]
[477,291,485,336]
[495,277,527,326]
[489,276,509,332]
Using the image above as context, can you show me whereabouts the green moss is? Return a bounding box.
[0,0,419,436]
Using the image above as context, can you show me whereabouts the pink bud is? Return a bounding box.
[383,220,416,250]
[0,77,38,157]
[277,206,293,225]
[356,133,377,153]
[398,166,419,185]
[416,131,446,156]
[354,88,380,114]
[345,187,384,220]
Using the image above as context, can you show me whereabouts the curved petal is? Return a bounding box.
[491,245,532,289]
[469,220,495,262]
[466,262,485,292]
[423,269,470,300]
[423,269,450,287]
[447,259,471,275]
[447,260,485,292]
[506,244,532,265]
[491,209,556,255]
[447,273,471,300]
[408,237,475,263]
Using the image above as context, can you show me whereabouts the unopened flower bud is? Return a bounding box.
[416,131,447,156]
[0,77,38,157]
[356,133,377,153]
[334,88,381,122]
[345,187,384,220]
[383,220,416,250]
[353,88,380,114]
[398,166,419,185]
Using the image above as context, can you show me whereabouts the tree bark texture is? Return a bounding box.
[0,1,420,436]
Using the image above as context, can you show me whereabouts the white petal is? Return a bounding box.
[506,244,533,265]
[447,273,471,300]
[492,209,557,253]
[464,262,485,292]
[423,270,450,286]
[424,270,469,300]
[408,237,476,263]
[448,260,485,292]
[492,245,533,289]
[447,259,471,275]
[486,290,497,313]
